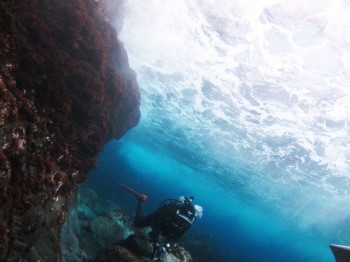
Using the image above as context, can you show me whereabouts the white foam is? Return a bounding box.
[119,0,350,234]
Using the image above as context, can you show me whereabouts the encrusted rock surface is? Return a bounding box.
[0,0,140,260]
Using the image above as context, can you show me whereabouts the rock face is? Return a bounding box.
[0,0,140,261]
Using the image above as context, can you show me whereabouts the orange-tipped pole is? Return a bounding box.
[118,183,147,201]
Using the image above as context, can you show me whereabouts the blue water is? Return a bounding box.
[86,137,336,262]
[85,0,350,261]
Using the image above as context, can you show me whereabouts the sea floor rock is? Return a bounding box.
[95,244,143,262]
[61,185,135,261]
[61,184,208,261]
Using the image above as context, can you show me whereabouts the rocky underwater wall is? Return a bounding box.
[0,0,140,260]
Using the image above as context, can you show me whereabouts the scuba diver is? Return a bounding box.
[118,183,203,260]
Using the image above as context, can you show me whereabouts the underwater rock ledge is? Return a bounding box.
[0,0,140,260]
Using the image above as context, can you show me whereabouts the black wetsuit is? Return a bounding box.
[134,199,195,252]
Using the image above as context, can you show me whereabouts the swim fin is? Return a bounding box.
[330,244,350,262]
[118,183,147,201]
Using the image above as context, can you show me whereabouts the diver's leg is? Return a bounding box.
[134,199,155,227]
[135,199,144,221]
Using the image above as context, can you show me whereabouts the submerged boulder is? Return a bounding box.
[95,245,143,262]
[157,245,192,262]
[89,215,124,247]
[118,234,193,262]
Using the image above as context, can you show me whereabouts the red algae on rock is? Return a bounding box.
[0,0,140,260]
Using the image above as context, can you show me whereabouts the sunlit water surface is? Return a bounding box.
[90,1,350,261]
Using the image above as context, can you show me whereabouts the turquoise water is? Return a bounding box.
[86,138,337,261]
[85,1,350,261]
